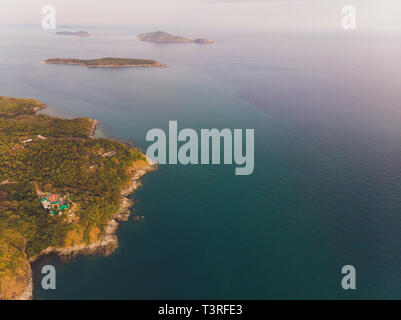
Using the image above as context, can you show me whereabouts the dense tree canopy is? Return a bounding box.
[0,96,144,284]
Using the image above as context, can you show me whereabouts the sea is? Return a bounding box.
[1,25,401,299]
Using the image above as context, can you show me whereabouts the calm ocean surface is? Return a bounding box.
[1,26,401,299]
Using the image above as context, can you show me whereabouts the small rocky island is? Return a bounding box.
[44,57,166,68]
[56,30,90,37]
[138,31,214,44]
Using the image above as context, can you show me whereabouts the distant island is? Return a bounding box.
[138,31,214,44]
[193,38,215,44]
[56,31,90,37]
[138,31,192,43]
[44,57,166,68]
[0,96,156,300]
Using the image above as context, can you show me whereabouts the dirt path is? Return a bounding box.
[0,180,18,185]
[32,181,44,197]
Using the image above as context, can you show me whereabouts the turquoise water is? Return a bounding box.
[1,26,401,299]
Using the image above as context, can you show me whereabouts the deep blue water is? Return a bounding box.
[1,26,401,299]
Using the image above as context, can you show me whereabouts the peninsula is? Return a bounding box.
[56,31,90,37]
[138,31,214,44]
[44,57,166,68]
[0,96,156,300]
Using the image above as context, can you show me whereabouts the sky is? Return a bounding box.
[1,0,400,32]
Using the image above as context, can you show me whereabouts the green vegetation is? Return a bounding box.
[0,96,145,294]
[45,57,165,68]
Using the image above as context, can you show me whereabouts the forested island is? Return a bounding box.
[44,57,166,68]
[138,31,214,44]
[56,31,90,37]
[0,96,155,300]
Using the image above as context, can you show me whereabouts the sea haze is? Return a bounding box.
[1,26,400,299]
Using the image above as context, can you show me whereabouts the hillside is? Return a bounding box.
[0,96,150,299]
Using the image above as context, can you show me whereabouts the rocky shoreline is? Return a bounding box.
[14,117,157,300]
[30,161,156,262]
[89,119,98,137]
[18,161,156,300]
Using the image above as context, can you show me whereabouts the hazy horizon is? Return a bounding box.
[1,0,401,33]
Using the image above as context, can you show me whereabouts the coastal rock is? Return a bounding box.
[89,119,98,137]
[18,267,33,300]
[133,215,145,223]
[115,197,133,221]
